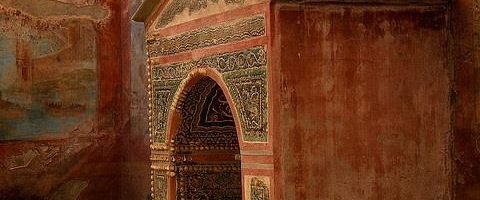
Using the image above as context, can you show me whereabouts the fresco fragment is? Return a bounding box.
[0,3,97,140]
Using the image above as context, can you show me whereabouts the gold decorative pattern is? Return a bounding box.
[147,15,266,57]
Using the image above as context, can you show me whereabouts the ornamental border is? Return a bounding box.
[148,46,268,144]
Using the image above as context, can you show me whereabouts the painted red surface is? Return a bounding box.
[1,0,480,199]
[272,4,452,200]
[452,0,480,199]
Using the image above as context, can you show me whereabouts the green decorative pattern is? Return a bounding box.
[224,68,267,142]
[152,80,181,143]
[150,46,268,143]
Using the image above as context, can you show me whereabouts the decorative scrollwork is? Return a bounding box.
[152,46,266,80]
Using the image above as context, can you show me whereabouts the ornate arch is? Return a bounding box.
[148,46,269,200]
[149,46,268,147]
[165,68,244,146]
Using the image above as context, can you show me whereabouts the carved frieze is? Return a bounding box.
[149,46,268,143]
[147,15,266,56]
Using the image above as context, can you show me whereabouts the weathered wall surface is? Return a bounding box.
[3,0,480,199]
[0,0,130,199]
[452,0,480,199]
[0,0,107,140]
[272,4,452,199]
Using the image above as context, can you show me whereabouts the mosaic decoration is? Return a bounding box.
[175,164,242,199]
[152,80,181,143]
[149,46,268,143]
[147,15,265,56]
[151,46,266,80]
[148,14,269,199]
[148,45,267,200]
[175,78,239,149]
[224,69,267,142]
[245,176,270,200]
[251,177,270,200]
[154,172,168,200]
[155,0,245,29]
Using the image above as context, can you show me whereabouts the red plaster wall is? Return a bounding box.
[272,4,452,199]
[452,0,480,199]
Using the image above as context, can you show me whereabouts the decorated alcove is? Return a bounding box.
[133,0,458,199]
[133,1,272,199]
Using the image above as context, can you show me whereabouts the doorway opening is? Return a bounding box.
[172,77,241,199]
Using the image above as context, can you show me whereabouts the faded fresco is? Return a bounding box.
[0,0,107,140]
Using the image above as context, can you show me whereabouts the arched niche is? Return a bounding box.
[148,47,269,200]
